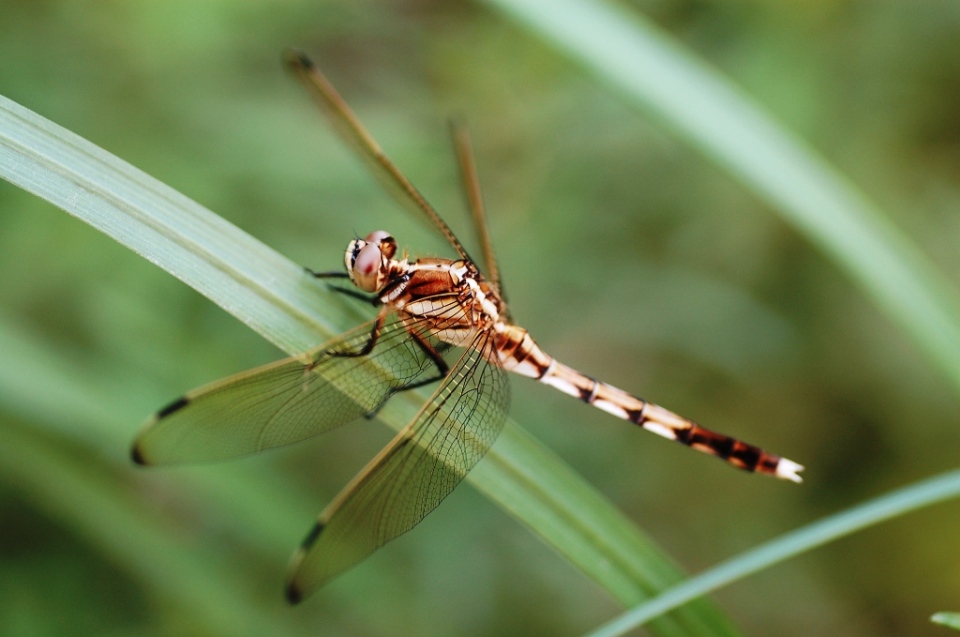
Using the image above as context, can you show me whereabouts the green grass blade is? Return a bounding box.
[0,95,342,355]
[932,612,960,631]
[482,0,960,394]
[586,468,960,637]
[0,92,740,634]
[476,2,960,633]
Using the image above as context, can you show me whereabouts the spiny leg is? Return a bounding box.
[311,311,386,363]
[363,327,450,418]
[305,267,349,279]
[305,267,379,305]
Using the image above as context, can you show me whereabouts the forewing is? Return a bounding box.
[449,121,505,298]
[285,50,475,263]
[132,313,448,465]
[285,330,509,602]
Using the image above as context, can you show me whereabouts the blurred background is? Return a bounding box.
[2,1,960,635]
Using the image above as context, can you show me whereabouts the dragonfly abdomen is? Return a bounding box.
[494,324,803,483]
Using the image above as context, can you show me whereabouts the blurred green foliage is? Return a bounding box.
[2,1,960,635]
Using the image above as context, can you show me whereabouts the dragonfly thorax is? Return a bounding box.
[346,231,504,330]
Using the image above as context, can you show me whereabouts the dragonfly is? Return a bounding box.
[132,50,804,604]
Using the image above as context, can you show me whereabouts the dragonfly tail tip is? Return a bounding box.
[776,458,805,484]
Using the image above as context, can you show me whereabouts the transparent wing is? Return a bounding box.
[449,121,503,291]
[132,306,460,466]
[285,50,475,264]
[285,329,510,602]
[449,120,510,321]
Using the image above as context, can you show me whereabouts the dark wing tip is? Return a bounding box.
[284,522,326,605]
[156,395,190,419]
[131,444,148,466]
[284,581,304,605]
[299,521,324,549]
[283,48,314,72]
[133,396,190,465]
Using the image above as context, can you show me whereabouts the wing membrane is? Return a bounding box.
[132,307,460,466]
[285,330,509,602]
[285,50,475,264]
[449,121,502,289]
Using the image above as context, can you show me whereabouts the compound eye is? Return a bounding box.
[364,230,391,244]
[344,239,364,271]
[352,242,383,292]
[365,230,397,259]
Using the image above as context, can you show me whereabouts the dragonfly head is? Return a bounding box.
[345,230,398,293]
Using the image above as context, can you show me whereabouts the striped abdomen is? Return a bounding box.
[492,324,803,482]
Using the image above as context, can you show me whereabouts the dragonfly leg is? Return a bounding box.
[304,267,349,279]
[329,285,379,305]
[305,267,380,305]
[313,312,387,365]
[363,327,450,419]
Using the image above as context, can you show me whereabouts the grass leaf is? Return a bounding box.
[0,87,738,634]
[932,612,960,631]
[475,1,960,633]
[483,0,960,394]
[587,469,960,637]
